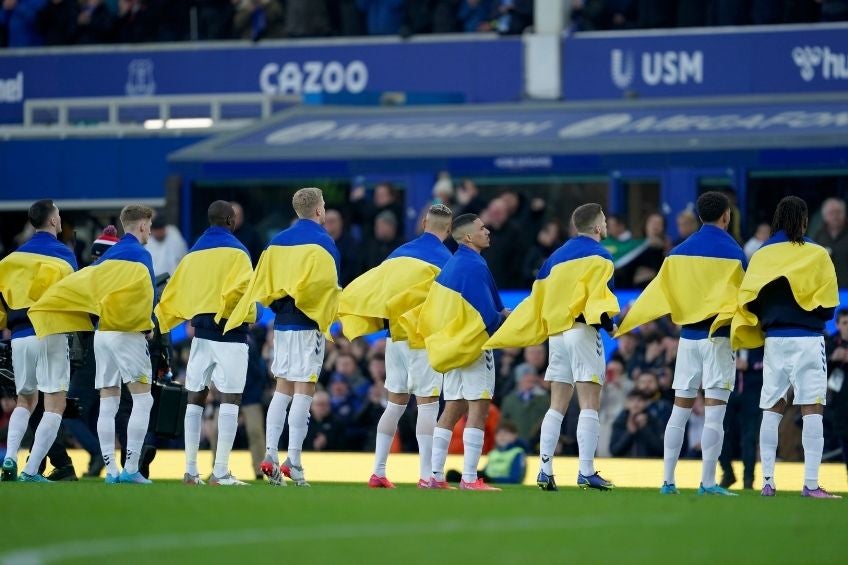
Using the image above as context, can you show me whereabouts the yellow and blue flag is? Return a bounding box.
[155,226,256,332]
[225,219,340,337]
[0,232,78,336]
[29,234,155,336]
[617,225,747,337]
[339,232,451,345]
[731,231,839,349]
[408,244,504,373]
[486,236,619,349]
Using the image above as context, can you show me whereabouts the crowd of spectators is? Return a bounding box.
[0,0,535,48]
[2,186,847,481]
[2,0,845,49]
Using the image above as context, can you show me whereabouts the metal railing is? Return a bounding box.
[22,93,300,129]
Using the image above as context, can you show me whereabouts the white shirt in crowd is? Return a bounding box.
[145,225,188,277]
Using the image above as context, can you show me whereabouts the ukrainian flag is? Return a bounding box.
[485,236,619,349]
[410,245,504,373]
[731,231,839,349]
[29,234,155,336]
[155,227,256,332]
[0,232,78,330]
[616,225,747,337]
[225,219,340,337]
[339,232,451,344]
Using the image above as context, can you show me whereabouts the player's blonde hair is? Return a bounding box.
[292,187,324,219]
[426,203,452,231]
[119,204,154,230]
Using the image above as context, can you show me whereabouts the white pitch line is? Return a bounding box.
[1,514,675,565]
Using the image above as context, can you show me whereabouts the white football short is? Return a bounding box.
[385,338,443,397]
[761,336,827,409]
[185,337,248,394]
[443,350,495,401]
[673,337,735,400]
[271,329,325,383]
[11,334,70,395]
[94,331,153,389]
[545,323,606,386]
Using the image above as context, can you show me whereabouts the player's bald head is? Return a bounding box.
[208,200,235,229]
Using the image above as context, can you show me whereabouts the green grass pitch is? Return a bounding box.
[1,481,844,564]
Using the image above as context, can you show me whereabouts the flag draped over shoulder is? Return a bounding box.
[339,233,450,344]
[485,236,619,349]
[225,219,340,338]
[154,227,256,332]
[406,245,503,373]
[0,232,78,330]
[616,225,747,337]
[29,234,155,336]
[731,231,839,349]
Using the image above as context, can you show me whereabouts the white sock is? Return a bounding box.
[577,409,600,477]
[124,392,153,474]
[286,393,312,467]
[802,413,824,491]
[416,402,439,481]
[701,404,727,488]
[184,404,203,476]
[663,404,691,485]
[265,392,292,464]
[431,426,452,481]
[22,411,62,476]
[97,396,120,476]
[539,409,564,475]
[759,411,782,487]
[373,401,405,477]
[213,403,240,478]
[4,406,31,463]
[462,427,485,483]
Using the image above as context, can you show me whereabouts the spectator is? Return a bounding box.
[114,0,157,43]
[357,0,405,35]
[499,367,549,447]
[744,222,771,259]
[431,174,455,207]
[447,421,527,484]
[634,370,672,424]
[718,347,764,489]
[814,197,848,287]
[574,0,637,31]
[522,220,564,286]
[821,0,848,21]
[481,197,523,288]
[674,209,698,245]
[606,214,632,241]
[354,356,388,450]
[825,309,848,474]
[458,0,494,31]
[615,212,668,288]
[325,209,361,286]
[233,0,284,41]
[610,390,665,457]
[196,0,233,39]
[230,201,263,265]
[149,0,189,41]
[37,0,78,45]
[721,188,743,242]
[349,181,405,240]
[362,210,403,271]
[637,0,675,28]
[598,356,633,457]
[455,178,485,215]
[145,212,188,277]
[1,0,46,47]
[304,390,343,451]
[493,0,532,34]
[75,0,115,44]
[403,0,457,34]
[284,0,330,37]
[328,0,365,35]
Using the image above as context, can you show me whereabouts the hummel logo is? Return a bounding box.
[541,455,551,463]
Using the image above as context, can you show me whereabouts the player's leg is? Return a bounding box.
[458,351,499,491]
[2,336,40,481]
[262,330,293,483]
[371,338,409,486]
[700,391,731,492]
[795,336,840,498]
[431,381,467,488]
[538,331,574,490]
[20,334,70,481]
[758,337,790,495]
[409,344,442,487]
[575,381,613,490]
[119,333,155,483]
[209,342,249,485]
[93,331,121,482]
[280,330,324,486]
[662,337,702,492]
[183,338,212,484]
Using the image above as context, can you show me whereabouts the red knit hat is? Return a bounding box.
[91,225,119,258]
